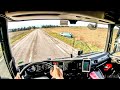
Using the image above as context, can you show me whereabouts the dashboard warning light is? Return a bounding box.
[53,62,58,65]
[104,63,112,71]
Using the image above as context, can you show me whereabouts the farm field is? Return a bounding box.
[43,26,118,53]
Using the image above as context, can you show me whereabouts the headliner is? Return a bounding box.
[0,0,120,25]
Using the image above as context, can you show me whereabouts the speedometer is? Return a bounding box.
[31,66,36,71]
[36,65,42,72]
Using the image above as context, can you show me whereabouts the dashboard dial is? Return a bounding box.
[36,65,42,72]
[27,65,36,72]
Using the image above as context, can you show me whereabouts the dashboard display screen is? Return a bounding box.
[82,59,91,72]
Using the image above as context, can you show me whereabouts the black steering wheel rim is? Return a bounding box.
[19,61,53,77]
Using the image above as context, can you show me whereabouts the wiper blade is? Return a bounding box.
[83,41,92,51]
[54,56,71,60]
[79,40,92,52]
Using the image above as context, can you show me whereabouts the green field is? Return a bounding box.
[44,29,101,53]
[43,27,118,53]
[9,30,33,46]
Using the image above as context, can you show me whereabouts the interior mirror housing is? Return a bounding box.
[69,20,77,24]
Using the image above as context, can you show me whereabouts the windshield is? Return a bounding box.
[8,20,108,66]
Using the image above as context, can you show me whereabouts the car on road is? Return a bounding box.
[60,32,73,38]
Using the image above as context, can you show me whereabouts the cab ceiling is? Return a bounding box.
[5,11,115,24]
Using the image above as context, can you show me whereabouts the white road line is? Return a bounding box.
[12,32,30,49]
[0,57,3,63]
[55,44,66,54]
[29,55,32,63]
[28,30,37,63]
[42,29,69,55]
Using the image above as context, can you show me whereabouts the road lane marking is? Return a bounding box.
[55,44,66,54]
[29,55,32,63]
[41,29,70,55]
[29,30,37,63]
[0,57,3,63]
[12,31,34,49]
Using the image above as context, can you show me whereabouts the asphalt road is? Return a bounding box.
[0,59,12,78]
[0,29,78,78]
[11,29,70,65]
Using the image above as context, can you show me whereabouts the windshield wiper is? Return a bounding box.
[78,40,92,53]
[72,37,93,55]
[83,41,92,51]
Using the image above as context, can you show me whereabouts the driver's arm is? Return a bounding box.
[50,65,64,79]
[14,73,21,79]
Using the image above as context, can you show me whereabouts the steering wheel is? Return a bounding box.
[19,62,53,79]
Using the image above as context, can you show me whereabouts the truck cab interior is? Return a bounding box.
[0,0,120,79]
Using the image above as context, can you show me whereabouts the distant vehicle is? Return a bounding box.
[60,32,73,38]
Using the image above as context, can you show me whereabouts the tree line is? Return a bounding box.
[9,26,39,32]
[9,24,109,32]
[41,25,68,28]
[9,25,76,32]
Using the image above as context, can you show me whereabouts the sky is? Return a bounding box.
[8,20,118,29]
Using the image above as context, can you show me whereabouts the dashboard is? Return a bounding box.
[18,60,86,79]
[18,52,110,79]
[19,60,83,73]
[24,60,91,73]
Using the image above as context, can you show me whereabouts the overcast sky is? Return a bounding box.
[8,20,118,29]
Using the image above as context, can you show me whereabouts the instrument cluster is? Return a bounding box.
[26,60,85,74]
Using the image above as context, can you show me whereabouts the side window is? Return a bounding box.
[110,28,120,56]
[0,35,12,79]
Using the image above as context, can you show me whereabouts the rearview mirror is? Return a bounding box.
[69,20,77,24]
[87,22,97,30]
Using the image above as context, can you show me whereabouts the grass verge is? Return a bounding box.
[44,30,101,53]
[0,30,33,59]
[9,30,33,46]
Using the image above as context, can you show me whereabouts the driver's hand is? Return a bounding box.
[14,73,21,79]
[50,65,64,79]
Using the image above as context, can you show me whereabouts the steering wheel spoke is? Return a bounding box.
[19,62,53,79]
